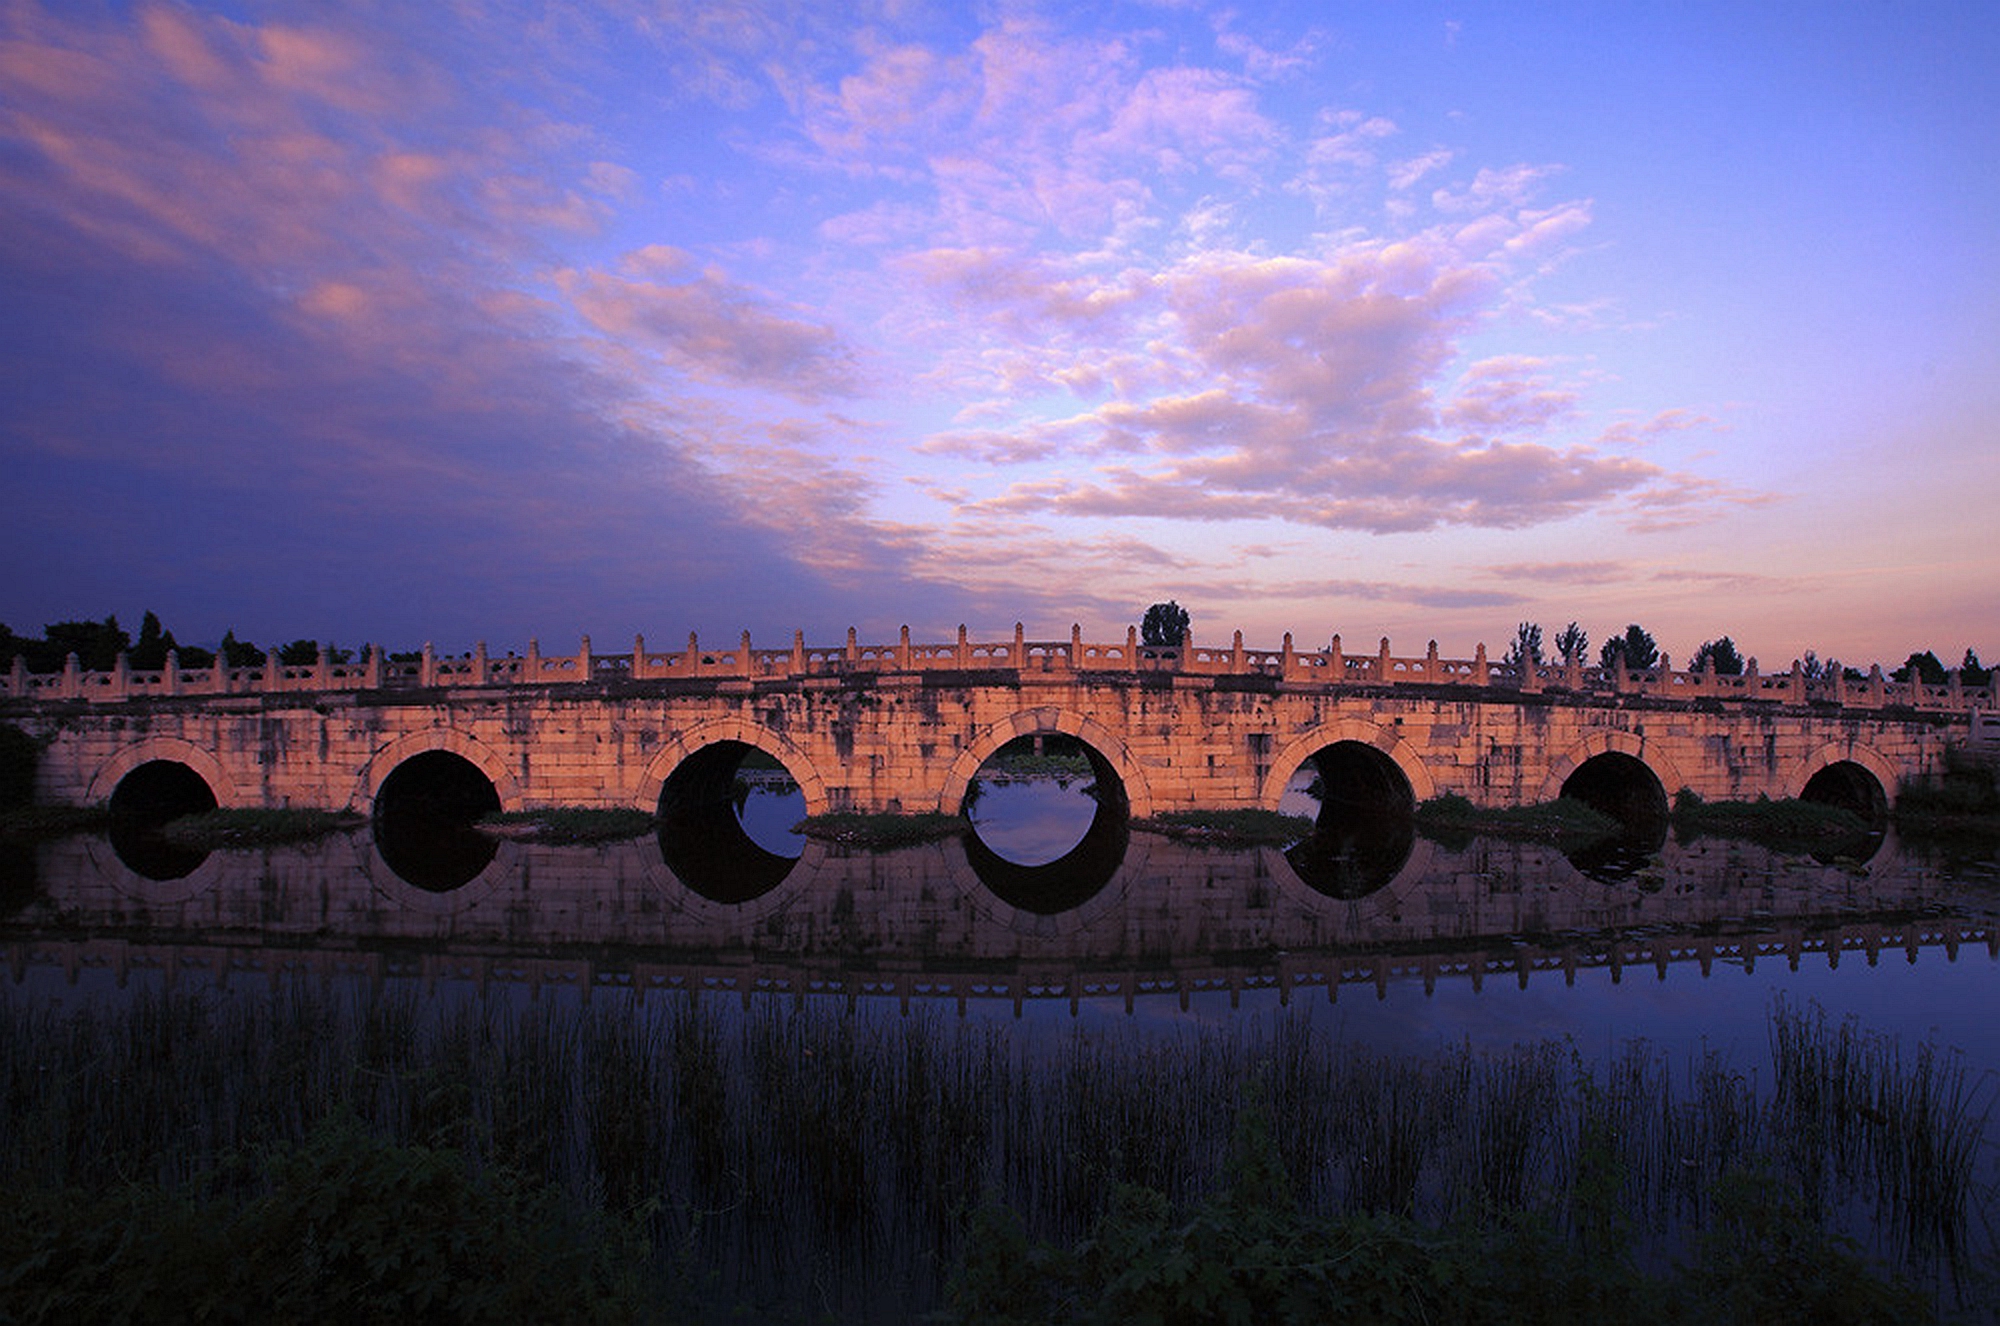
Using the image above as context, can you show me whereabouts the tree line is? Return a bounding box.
[2,609,1990,690]
[0,613,366,675]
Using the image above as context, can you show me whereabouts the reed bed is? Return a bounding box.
[0,981,1990,1320]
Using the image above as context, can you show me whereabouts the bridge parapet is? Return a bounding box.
[6,626,1995,718]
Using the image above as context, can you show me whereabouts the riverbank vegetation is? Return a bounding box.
[0,985,1986,1322]
[793,810,969,846]
[475,808,656,844]
[161,808,367,848]
[1133,808,1317,846]
[1670,790,1873,852]
[1415,793,1621,844]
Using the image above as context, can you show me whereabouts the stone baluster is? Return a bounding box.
[420,642,438,687]
[1830,665,1847,706]
[684,632,700,676]
[1867,663,1886,707]
[1565,649,1582,691]
[896,626,911,671]
[576,635,592,683]
[794,630,809,676]
[1126,625,1139,666]
[1792,659,1807,704]
[1328,634,1343,683]
[61,652,81,699]
[472,641,490,685]
[1947,669,1963,709]
[315,645,331,691]
[741,630,755,677]
[1654,653,1672,696]
[110,652,130,700]
[1377,637,1392,683]
[526,638,542,682]
[631,634,646,681]
[1071,623,1084,669]
[1013,622,1025,669]
[264,647,283,694]
[1233,630,1246,673]
[847,627,860,666]
[1282,631,1296,678]
[363,644,383,689]
[163,649,181,696]
[1425,639,1439,682]
[9,655,27,697]
[1472,642,1488,687]
[956,625,970,669]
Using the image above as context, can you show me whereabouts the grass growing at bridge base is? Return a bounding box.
[475,808,656,844]
[161,808,366,847]
[1133,808,1316,846]
[794,810,970,846]
[1670,790,1872,852]
[1415,794,1621,844]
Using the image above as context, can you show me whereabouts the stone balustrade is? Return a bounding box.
[5,625,1995,716]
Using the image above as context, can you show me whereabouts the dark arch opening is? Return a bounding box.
[960,733,1128,914]
[1799,760,1888,862]
[108,759,218,881]
[1281,741,1416,900]
[1559,751,1668,883]
[372,751,501,892]
[657,741,804,904]
[1800,761,1888,825]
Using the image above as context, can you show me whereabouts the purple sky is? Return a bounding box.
[2,2,1994,668]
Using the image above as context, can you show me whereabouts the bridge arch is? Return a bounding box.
[1259,720,1438,809]
[634,718,829,817]
[1535,732,1688,808]
[938,707,1154,820]
[1780,742,1899,815]
[351,729,521,814]
[87,738,240,809]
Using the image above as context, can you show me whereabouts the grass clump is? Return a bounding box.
[0,804,110,842]
[1895,750,2000,837]
[160,808,365,848]
[1670,790,1871,852]
[795,811,970,846]
[1416,794,1619,844]
[1133,808,1316,847]
[476,808,656,844]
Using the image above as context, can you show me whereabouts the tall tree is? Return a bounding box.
[1599,624,1658,672]
[1140,601,1191,647]
[1552,621,1589,667]
[1961,648,1990,688]
[1690,637,1744,676]
[1894,651,1946,686]
[1503,621,1543,672]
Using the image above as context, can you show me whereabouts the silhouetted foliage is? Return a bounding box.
[1553,622,1589,667]
[1504,622,1543,672]
[1690,637,1744,676]
[219,630,263,668]
[1895,651,1947,686]
[0,724,38,809]
[1140,601,1191,647]
[1599,624,1658,672]
[1960,649,1990,688]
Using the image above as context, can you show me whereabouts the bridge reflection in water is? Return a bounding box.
[5,801,1991,1030]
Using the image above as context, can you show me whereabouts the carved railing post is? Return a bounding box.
[265,647,283,694]
[1377,637,1392,683]
[1013,622,1025,669]
[1071,623,1083,669]
[1565,649,1582,691]
[576,635,592,683]
[420,642,437,688]
[631,634,646,681]
[1867,663,1886,707]
[109,652,130,700]
[163,649,181,696]
[315,645,331,691]
[1472,642,1489,687]
[897,626,911,671]
[1792,659,1806,704]
[61,653,80,699]
[525,638,541,682]
[363,644,383,689]
[472,641,490,685]
[1328,634,1343,683]
[1230,630,1244,673]
[685,632,700,676]
[741,630,755,677]
[1425,639,1439,682]
[847,627,860,666]
[1947,669,1963,709]
[9,655,27,697]
[1126,625,1138,666]
[956,625,969,669]
[1282,631,1295,678]
[794,630,808,675]
[1655,653,1672,697]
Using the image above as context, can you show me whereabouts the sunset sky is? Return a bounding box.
[2,1,1994,669]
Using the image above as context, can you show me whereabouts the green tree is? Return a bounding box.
[1599,624,1658,672]
[1504,621,1543,671]
[219,630,262,668]
[1690,636,1744,675]
[1960,648,1990,688]
[1553,621,1589,667]
[1140,601,1191,647]
[129,610,183,671]
[1893,650,1945,686]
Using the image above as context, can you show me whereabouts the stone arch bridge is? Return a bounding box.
[4,625,1989,827]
